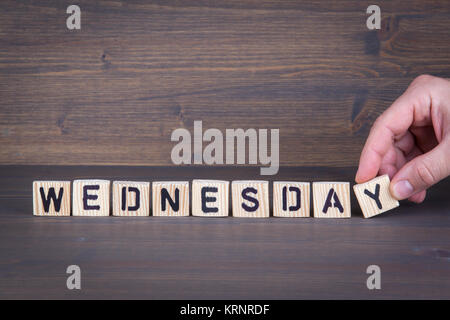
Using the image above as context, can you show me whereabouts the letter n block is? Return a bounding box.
[112,181,150,216]
[73,179,110,216]
[232,181,269,218]
[192,180,229,217]
[273,182,310,217]
[33,181,71,216]
[313,182,351,218]
[353,174,399,218]
[152,181,189,216]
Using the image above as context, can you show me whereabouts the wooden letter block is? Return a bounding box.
[192,180,229,217]
[273,182,310,217]
[232,181,269,218]
[33,181,71,216]
[313,182,351,218]
[353,174,399,218]
[112,181,150,216]
[152,181,189,216]
[73,179,110,216]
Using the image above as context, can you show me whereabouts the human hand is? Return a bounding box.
[355,75,450,203]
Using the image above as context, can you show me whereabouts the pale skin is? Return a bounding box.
[356,75,450,203]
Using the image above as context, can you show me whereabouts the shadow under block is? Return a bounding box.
[313,182,351,218]
[232,181,269,218]
[72,179,110,216]
[273,182,310,217]
[33,181,71,216]
[152,181,189,216]
[192,180,229,217]
[112,181,150,216]
[353,174,400,218]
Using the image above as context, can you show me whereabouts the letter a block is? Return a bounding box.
[273,182,310,217]
[73,180,110,216]
[33,181,71,216]
[152,181,189,216]
[313,182,351,218]
[112,181,150,216]
[353,174,399,218]
[192,180,229,217]
[232,181,269,218]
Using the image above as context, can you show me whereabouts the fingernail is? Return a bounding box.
[392,180,414,199]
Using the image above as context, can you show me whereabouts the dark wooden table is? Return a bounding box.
[0,165,449,299]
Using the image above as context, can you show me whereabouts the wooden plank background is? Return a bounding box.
[0,0,449,166]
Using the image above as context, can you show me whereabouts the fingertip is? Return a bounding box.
[408,190,426,203]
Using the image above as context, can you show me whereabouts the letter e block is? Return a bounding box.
[73,179,110,216]
[232,181,269,218]
[33,181,71,216]
[192,180,229,217]
[313,182,351,218]
[112,181,150,216]
[353,174,399,218]
[152,181,189,216]
[273,182,310,217]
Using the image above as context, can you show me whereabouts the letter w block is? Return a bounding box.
[33,181,71,216]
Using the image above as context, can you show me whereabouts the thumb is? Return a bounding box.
[390,140,450,200]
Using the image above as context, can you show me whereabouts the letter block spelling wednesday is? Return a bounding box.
[152,181,189,217]
[312,182,351,218]
[353,174,399,218]
[113,181,150,216]
[33,181,71,216]
[192,180,229,217]
[273,182,310,217]
[73,180,110,216]
[232,181,269,218]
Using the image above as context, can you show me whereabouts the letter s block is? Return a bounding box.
[73,179,110,216]
[353,174,399,218]
[273,182,310,217]
[232,181,269,218]
[112,181,150,216]
[192,180,229,217]
[313,182,351,218]
[33,181,71,216]
[152,181,189,216]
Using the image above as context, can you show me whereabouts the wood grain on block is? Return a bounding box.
[73,179,110,216]
[192,180,229,217]
[33,181,71,216]
[273,182,310,217]
[313,182,351,218]
[232,181,269,218]
[152,181,189,216]
[353,174,399,218]
[112,181,150,216]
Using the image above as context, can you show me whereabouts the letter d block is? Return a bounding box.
[192,180,229,217]
[313,182,351,218]
[112,181,150,216]
[73,180,110,216]
[152,182,189,216]
[353,174,399,218]
[273,182,310,217]
[232,181,269,218]
[33,181,71,216]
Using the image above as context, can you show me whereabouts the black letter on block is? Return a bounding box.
[241,187,259,212]
[40,187,64,213]
[161,188,179,212]
[201,186,218,213]
[282,186,301,211]
[364,184,382,209]
[83,185,100,210]
[122,187,140,211]
[322,188,344,214]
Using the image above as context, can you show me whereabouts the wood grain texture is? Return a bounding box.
[313,182,351,218]
[1,166,450,299]
[273,182,310,217]
[32,181,71,216]
[0,0,449,167]
[72,179,110,216]
[232,180,269,218]
[192,179,229,217]
[152,181,189,216]
[112,181,150,216]
[353,174,399,218]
